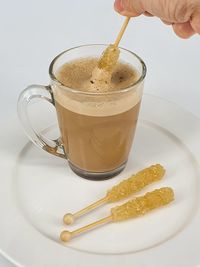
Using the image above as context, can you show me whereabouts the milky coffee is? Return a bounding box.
[54,58,142,173]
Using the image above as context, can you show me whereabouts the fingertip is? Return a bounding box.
[120,11,138,17]
[114,0,141,17]
[114,0,124,13]
[172,22,195,39]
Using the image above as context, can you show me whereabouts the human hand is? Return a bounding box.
[114,0,200,38]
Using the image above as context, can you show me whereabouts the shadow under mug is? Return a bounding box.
[17,45,146,180]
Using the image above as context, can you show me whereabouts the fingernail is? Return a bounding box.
[114,0,124,12]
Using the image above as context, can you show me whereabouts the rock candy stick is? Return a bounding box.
[98,17,130,72]
[60,187,174,242]
[90,17,130,90]
[63,164,165,225]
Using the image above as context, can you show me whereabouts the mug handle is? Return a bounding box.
[17,84,66,159]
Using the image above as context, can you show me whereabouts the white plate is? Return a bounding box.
[1,94,200,267]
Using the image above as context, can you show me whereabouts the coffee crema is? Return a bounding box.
[53,58,142,173]
[56,57,139,92]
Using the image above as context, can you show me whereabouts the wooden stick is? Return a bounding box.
[60,216,112,242]
[60,187,174,243]
[72,216,112,236]
[114,17,130,47]
[63,197,108,225]
[74,197,108,217]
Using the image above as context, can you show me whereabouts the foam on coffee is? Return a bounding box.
[53,58,143,117]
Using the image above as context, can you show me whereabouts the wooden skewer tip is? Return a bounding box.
[63,213,75,225]
[60,230,72,242]
[60,216,112,242]
[63,197,107,225]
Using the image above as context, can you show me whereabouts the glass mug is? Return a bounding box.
[18,45,146,180]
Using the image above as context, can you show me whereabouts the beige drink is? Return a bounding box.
[54,58,141,177]
[18,45,146,180]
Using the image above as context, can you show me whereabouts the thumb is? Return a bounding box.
[114,0,144,17]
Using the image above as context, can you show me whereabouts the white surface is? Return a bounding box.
[0,0,200,266]
[0,95,200,267]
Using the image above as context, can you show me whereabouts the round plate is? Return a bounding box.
[1,94,200,267]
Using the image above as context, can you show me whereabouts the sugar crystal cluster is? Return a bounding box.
[106,164,165,202]
[111,187,174,221]
[98,44,120,72]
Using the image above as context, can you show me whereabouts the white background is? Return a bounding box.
[0,0,200,266]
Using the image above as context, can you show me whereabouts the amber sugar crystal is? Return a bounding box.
[106,164,165,202]
[111,187,174,221]
[98,44,120,72]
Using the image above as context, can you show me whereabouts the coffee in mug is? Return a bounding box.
[18,45,146,180]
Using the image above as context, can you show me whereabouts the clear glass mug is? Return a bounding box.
[18,45,146,180]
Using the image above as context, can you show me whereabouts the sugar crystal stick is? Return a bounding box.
[60,187,174,242]
[63,164,165,225]
[98,17,130,72]
[90,17,130,90]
